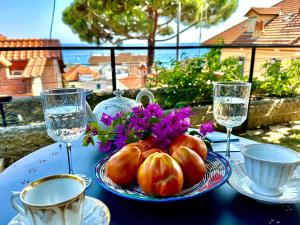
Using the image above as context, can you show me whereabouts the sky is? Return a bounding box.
[0,0,283,45]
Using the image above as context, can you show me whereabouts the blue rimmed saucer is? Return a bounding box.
[94,151,231,202]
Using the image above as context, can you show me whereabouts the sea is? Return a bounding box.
[61,43,208,67]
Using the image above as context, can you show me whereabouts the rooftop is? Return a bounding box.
[245,7,281,16]
[63,65,98,81]
[0,38,62,60]
[119,74,144,89]
[204,0,300,45]
[0,36,64,79]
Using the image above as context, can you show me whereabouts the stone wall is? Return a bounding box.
[247,97,300,129]
[0,123,54,167]
[2,93,300,165]
[3,96,44,125]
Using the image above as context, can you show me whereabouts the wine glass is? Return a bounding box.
[213,82,251,161]
[40,88,92,187]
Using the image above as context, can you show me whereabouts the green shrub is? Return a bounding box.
[259,59,300,97]
[147,48,244,108]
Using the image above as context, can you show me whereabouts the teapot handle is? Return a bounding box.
[136,89,154,104]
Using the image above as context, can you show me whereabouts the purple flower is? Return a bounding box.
[112,112,123,120]
[178,117,190,133]
[152,119,168,135]
[114,134,127,149]
[113,125,129,149]
[200,121,214,136]
[132,106,145,117]
[145,103,163,118]
[129,117,147,132]
[101,113,112,126]
[150,107,192,149]
[98,140,113,153]
[91,128,98,135]
[178,107,192,118]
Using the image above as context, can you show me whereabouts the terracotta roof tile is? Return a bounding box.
[0,39,62,60]
[22,58,47,77]
[274,0,300,14]
[0,34,6,40]
[204,0,300,45]
[63,65,97,81]
[119,74,144,89]
[204,20,252,44]
[0,56,12,67]
[246,7,281,16]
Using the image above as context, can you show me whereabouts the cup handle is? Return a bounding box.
[11,191,26,216]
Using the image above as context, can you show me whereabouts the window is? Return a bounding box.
[282,14,293,22]
[247,17,257,33]
[238,57,245,76]
[96,84,101,89]
[11,70,23,76]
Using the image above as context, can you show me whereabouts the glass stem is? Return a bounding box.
[225,127,233,159]
[66,143,74,174]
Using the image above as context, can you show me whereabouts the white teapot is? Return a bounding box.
[86,89,154,129]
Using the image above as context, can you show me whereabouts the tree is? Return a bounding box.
[63,0,238,72]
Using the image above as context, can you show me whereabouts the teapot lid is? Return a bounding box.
[93,89,141,118]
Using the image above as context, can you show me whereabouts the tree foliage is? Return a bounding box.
[148,48,244,108]
[63,0,238,71]
[258,59,300,97]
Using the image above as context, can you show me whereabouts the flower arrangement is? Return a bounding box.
[83,103,213,152]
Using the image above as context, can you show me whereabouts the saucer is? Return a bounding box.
[8,196,111,225]
[228,163,300,204]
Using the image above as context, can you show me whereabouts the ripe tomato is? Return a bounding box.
[137,152,183,196]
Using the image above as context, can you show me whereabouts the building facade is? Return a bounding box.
[0,35,64,97]
[203,0,300,79]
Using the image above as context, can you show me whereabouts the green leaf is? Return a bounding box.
[148,117,160,124]
[86,137,94,146]
[203,139,213,152]
[100,134,108,146]
[98,130,110,135]
[189,130,200,136]
[174,102,189,108]
[82,135,94,147]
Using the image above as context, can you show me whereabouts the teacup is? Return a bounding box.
[11,174,86,225]
[241,144,300,197]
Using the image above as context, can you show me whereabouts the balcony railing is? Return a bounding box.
[2,44,300,91]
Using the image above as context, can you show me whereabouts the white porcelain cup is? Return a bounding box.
[242,144,300,197]
[11,174,86,225]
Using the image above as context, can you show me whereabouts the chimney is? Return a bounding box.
[0,34,7,40]
[252,19,264,38]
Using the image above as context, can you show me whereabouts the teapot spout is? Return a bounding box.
[86,101,97,123]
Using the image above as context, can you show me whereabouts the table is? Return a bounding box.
[1,134,300,225]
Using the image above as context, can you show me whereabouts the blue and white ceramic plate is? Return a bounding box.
[94,151,231,202]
